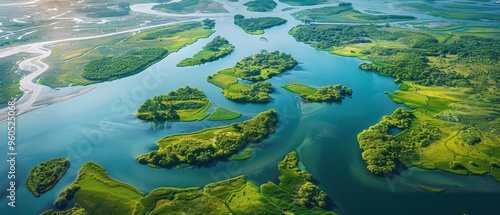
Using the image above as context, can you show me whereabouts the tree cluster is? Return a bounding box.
[82,48,168,82]
[301,84,353,103]
[77,2,130,18]
[358,108,415,174]
[234,15,287,33]
[203,18,215,29]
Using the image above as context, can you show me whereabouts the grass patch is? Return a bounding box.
[283,82,353,103]
[207,106,242,121]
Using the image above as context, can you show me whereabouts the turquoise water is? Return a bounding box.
[1,8,500,215]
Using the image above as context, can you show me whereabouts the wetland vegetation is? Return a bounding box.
[234,15,287,35]
[283,83,353,103]
[40,22,214,86]
[294,3,415,23]
[26,158,70,197]
[208,50,297,103]
[43,152,334,215]
[152,0,228,14]
[136,86,211,122]
[177,36,234,67]
[291,21,500,181]
[136,109,278,168]
[244,0,277,12]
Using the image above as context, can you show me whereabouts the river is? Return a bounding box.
[1,1,500,215]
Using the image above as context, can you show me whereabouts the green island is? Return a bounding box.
[177,36,235,67]
[294,2,415,23]
[26,158,70,197]
[40,22,214,87]
[243,0,277,12]
[404,3,500,21]
[283,82,353,103]
[136,86,212,122]
[208,50,297,103]
[136,109,278,168]
[290,24,500,181]
[279,0,326,6]
[42,152,335,215]
[234,14,287,35]
[152,0,228,14]
[207,106,242,121]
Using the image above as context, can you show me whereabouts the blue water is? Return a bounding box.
[1,3,500,215]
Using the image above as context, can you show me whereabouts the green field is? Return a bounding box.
[137,109,278,168]
[177,36,234,67]
[207,106,242,121]
[282,82,317,94]
[294,3,415,23]
[26,158,70,197]
[43,152,336,214]
[40,22,214,87]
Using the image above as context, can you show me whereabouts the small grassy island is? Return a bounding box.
[244,0,277,12]
[136,86,212,122]
[42,152,335,215]
[283,82,353,103]
[208,50,298,103]
[294,2,415,23]
[177,36,235,67]
[137,109,278,168]
[26,158,70,197]
[279,0,326,6]
[234,14,287,35]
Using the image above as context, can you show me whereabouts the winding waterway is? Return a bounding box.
[1,1,500,215]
